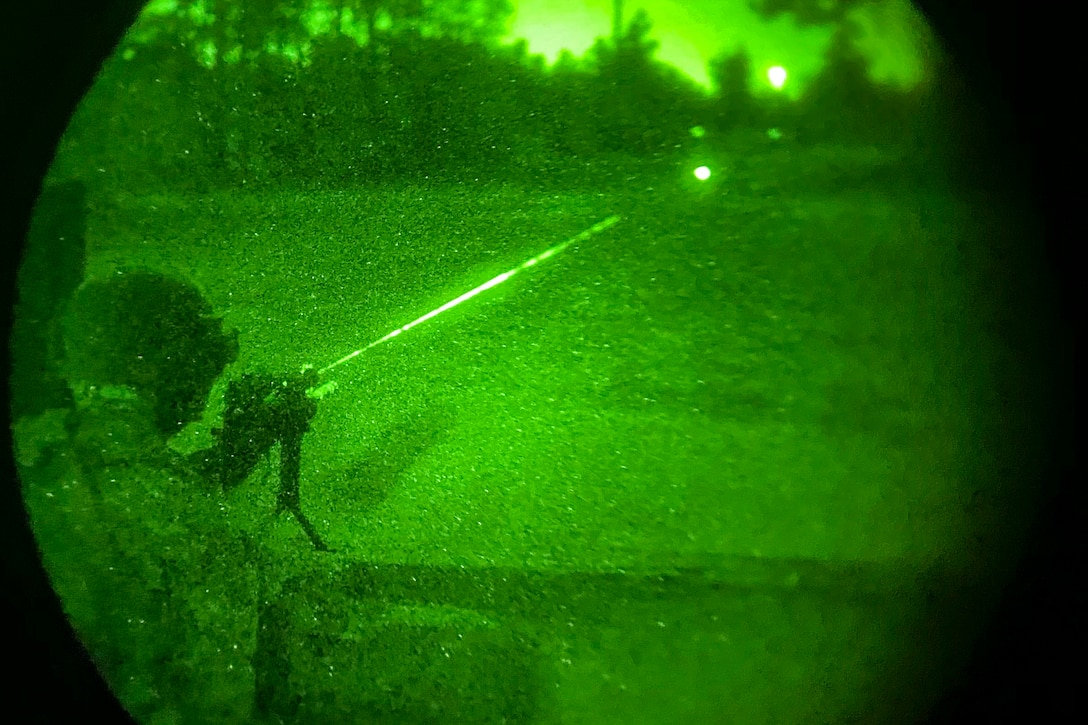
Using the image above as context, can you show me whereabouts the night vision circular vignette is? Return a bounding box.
[5,1,1064,724]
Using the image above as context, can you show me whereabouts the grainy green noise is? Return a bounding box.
[313,214,622,380]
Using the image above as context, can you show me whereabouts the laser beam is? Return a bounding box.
[315,214,621,378]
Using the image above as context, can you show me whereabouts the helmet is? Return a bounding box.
[61,270,239,436]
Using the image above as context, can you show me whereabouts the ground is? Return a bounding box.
[20,146,1034,723]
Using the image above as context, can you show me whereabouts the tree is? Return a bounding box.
[747,0,872,26]
[587,9,700,156]
[709,50,756,132]
[332,0,511,47]
[794,22,914,145]
[334,0,423,46]
[611,0,624,42]
[423,0,513,44]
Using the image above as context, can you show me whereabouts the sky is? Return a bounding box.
[136,1,937,98]
[503,0,936,97]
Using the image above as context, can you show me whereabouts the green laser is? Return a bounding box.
[313,214,621,379]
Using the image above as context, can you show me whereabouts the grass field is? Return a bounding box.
[39,152,1032,723]
[90,163,999,567]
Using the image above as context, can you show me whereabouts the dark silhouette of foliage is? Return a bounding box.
[425,0,513,44]
[56,0,935,192]
[709,50,757,132]
[794,22,915,145]
[585,9,702,156]
[747,0,870,26]
[341,0,424,47]
[124,0,304,65]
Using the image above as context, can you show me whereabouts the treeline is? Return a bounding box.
[50,6,959,192]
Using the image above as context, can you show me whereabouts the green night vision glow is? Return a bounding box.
[312,215,622,381]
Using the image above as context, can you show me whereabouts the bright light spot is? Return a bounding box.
[689,125,706,139]
[766,127,782,141]
[694,166,711,181]
[767,65,788,89]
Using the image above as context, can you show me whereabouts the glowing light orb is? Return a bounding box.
[694,165,711,181]
[767,65,788,89]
